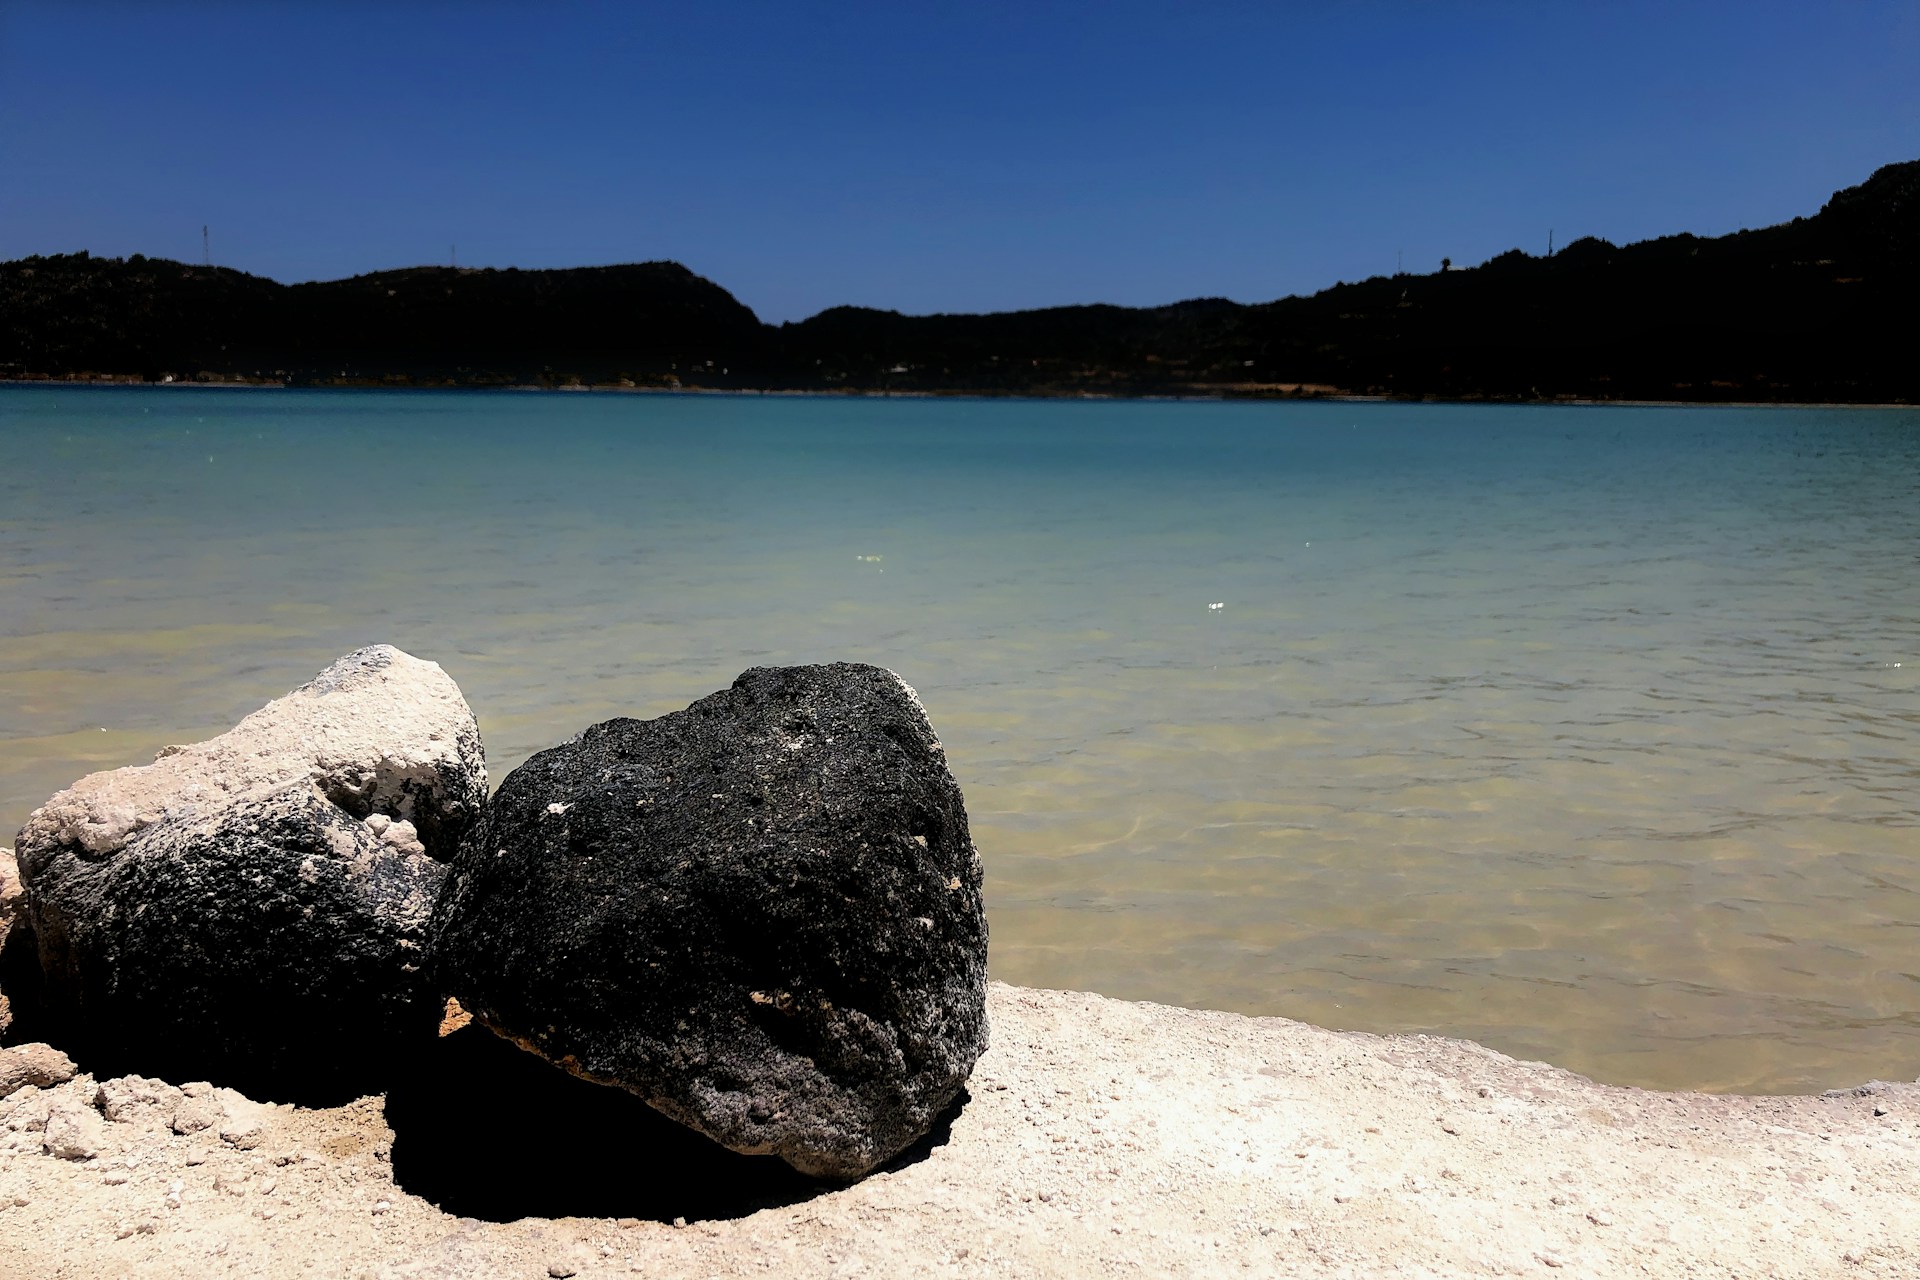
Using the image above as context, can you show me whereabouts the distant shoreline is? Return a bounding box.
[2,376,1911,412]
[12,157,1920,409]
[11,158,1917,408]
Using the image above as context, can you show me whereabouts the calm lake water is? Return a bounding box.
[3,386,1917,1093]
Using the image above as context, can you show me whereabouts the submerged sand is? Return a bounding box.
[2,982,1916,1279]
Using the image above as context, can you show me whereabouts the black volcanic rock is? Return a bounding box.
[25,788,447,1098]
[430,663,989,1179]
[13,645,487,1100]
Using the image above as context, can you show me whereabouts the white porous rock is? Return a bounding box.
[0,1044,78,1099]
[215,1090,268,1150]
[0,847,23,1034]
[0,848,21,927]
[17,645,485,866]
[12,646,489,1099]
[43,1097,105,1161]
[95,1076,186,1130]
[169,1082,224,1136]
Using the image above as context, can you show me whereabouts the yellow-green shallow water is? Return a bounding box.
[3,387,1917,1092]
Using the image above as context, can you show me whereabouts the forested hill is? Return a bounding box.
[0,261,768,389]
[4,158,1915,402]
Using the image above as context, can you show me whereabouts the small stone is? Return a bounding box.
[548,1264,578,1279]
[171,1091,224,1136]
[44,1099,105,1160]
[0,1044,78,1099]
[97,1075,185,1129]
[217,1095,266,1150]
[437,996,475,1037]
[103,1171,130,1186]
[380,819,424,854]
[114,1221,135,1240]
[672,1217,688,1229]
[1586,1209,1615,1227]
[371,1199,391,1216]
[1537,1252,1565,1268]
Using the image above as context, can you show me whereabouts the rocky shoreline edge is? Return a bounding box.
[1,981,1916,1279]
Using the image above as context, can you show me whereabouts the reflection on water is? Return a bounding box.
[3,387,1917,1092]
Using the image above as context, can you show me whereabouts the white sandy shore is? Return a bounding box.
[2,982,1917,1279]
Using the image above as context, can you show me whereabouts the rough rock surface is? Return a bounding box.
[0,1042,76,1099]
[13,646,486,1098]
[432,663,988,1179]
[17,645,484,862]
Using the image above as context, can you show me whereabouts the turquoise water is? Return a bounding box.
[4,386,1918,1092]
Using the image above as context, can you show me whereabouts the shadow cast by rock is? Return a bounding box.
[5,920,436,1108]
[387,1022,968,1223]
[4,979,431,1109]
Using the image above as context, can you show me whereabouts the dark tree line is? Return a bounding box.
[3,159,1915,402]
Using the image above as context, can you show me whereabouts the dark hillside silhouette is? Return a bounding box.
[0,259,763,388]
[775,160,1918,402]
[4,159,1915,401]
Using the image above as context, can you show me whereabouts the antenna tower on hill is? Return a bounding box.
[202,225,210,267]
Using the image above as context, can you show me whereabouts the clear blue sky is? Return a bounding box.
[2,1,1914,322]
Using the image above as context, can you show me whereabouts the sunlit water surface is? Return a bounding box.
[3,387,1917,1092]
